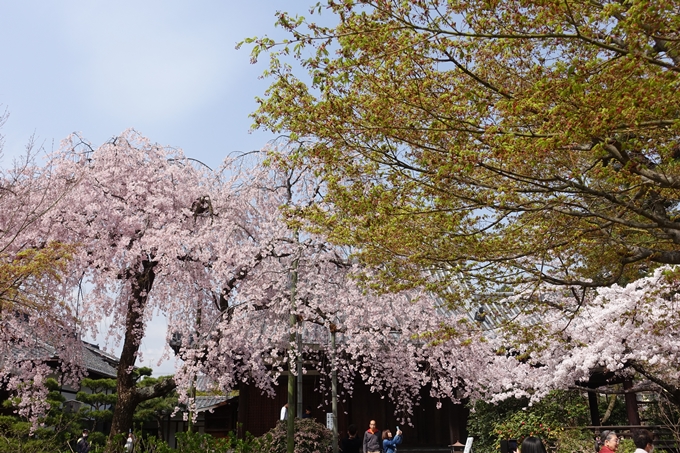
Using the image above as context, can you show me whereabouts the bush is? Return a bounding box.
[552,429,596,453]
[94,431,260,453]
[257,419,333,453]
[495,411,560,447]
[0,414,80,453]
[136,421,330,453]
[468,390,595,453]
[618,437,636,453]
[0,412,328,453]
[468,397,528,453]
[97,423,329,453]
[495,413,596,453]
[172,431,260,453]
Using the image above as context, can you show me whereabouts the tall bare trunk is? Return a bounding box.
[106,258,155,451]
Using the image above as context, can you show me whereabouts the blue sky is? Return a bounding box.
[0,0,321,375]
[0,0,318,170]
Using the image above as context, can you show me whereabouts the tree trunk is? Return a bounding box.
[106,259,156,451]
[600,393,617,425]
[109,384,138,444]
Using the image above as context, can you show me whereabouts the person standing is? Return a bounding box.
[75,429,91,453]
[280,403,289,421]
[632,429,654,453]
[382,428,403,453]
[302,405,313,419]
[125,431,134,452]
[341,424,362,453]
[599,431,620,453]
[363,420,381,453]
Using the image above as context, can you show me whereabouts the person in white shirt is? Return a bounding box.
[125,432,134,452]
[632,429,654,453]
[280,403,289,421]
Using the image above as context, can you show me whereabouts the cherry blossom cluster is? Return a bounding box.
[6,129,675,428]
[481,266,680,403]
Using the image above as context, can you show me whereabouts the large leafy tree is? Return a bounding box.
[250,0,680,298]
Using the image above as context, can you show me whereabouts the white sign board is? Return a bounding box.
[326,413,334,430]
[464,437,474,453]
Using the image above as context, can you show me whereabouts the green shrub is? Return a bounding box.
[0,414,80,453]
[0,411,329,453]
[552,429,596,453]
[618,437,636,453]
[86,431,254,453]
[468,390,595,453]
[146,422,329,453]
[150,430,260,453]
[495,411,560,447]
[468,397,528,453]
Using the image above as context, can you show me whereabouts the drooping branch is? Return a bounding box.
[629,362,680,407]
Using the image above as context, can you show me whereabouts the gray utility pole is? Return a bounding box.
[287,235,300,453]
[330,326,339,453]
[297,332,303,418]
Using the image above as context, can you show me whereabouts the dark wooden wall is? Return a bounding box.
[237,374,468,449]
[204,400,238,438]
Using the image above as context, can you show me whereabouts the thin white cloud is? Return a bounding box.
[0,0,309,166]
[60,1,234,123]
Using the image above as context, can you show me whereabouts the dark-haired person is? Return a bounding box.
[632,429,654,453]
[302,405,313,419]
[341,424,362,453]
[519,436,547,453]
[363,420,381,453]
[75,429,91,453]
[382,428,403,453]
[599,431,620,453]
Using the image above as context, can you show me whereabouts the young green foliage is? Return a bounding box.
[251,0,680,298]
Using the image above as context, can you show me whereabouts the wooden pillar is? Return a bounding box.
[623,380,640,425]
[237,382,249,439]
[588,389,601,426]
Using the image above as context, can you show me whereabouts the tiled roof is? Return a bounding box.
[81,342,118,378]
[195,375,219,392]
[195,395,229,412]
[1,337,118,378]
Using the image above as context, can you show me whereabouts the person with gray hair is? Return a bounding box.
[599,431,620,453]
